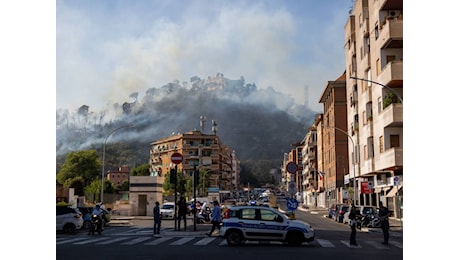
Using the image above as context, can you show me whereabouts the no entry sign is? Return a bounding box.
[171,152,183,164]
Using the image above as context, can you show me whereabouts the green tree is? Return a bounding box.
[64,176,85,195]
[131,163,151,176]
[85,179,102,203]
[56,150,101,186]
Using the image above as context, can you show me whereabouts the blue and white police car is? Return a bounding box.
[219,205,315,246]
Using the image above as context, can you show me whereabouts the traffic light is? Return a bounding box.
[170,168,177,184]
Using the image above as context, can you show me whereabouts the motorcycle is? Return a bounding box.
[196,206,211,224]
[358,213,381,228]
[88,214,103,235]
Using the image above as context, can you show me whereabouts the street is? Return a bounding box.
[56,205,403,260]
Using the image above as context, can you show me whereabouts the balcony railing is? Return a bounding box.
[381,103,403,127]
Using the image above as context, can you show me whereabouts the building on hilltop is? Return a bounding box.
[150,130,240,200]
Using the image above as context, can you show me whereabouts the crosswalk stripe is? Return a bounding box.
[73,237,111,245]
[194,237,216,245]
[219,239,227,246]
[121,237,152,245]
[144,237,174,245]
[316,239,335,247]
[97,237,132,245]
[170,237,195,245]
[363,240,389,249]
[389,240,403,248]
[56,237,87,245]
[340,240,362,248]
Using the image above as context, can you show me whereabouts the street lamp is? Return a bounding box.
[101,124,133,203]
[326,126,357,205]
[350,76,403,103]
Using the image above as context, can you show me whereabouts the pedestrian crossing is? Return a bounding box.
[56,235,403,249]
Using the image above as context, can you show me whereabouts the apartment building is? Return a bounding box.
[149,130,239,195]
[344,0,403,217]
[107,165,130,187]
[318,72,351,207]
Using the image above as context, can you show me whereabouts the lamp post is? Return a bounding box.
[101,124,133,203]
[350,76,403,103]
[327,126,357,205]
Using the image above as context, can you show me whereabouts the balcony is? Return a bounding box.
[377,60,403,88]
[381,103,403,127]
[377,18,403,49]
[375,147,403,170]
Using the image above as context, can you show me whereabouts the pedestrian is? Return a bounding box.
[349,204,358,246]
[153,201,161,235]
[378,201,391,245]
[207,200,222,237]
[177,197,187,231]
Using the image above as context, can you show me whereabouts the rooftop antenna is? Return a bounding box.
[200,116,206,132]
[212,120,217,135]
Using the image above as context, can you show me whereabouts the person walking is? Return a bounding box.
[153,201,161,235]
[207,200,222,237]
[349,205,358,246]
[379,201,391,245]
[177,197,187,231]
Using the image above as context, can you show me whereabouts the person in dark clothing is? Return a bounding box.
[379,202,391,245]
[177,197,187,231]
[153,201,161,234]
[349,205,358,246]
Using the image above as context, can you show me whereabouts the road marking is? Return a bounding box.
[389,240,403,248]
[56,237,87,245]
[121,237,152,245]
[97,237,132,245]
[194,237,216,245]
[73,237,111,245]
[317,239,335,247]
[144,237,174,245]
[341,240,362,248]
[219,240,227,246]
[363,240,389,249]
[170,237,195,245]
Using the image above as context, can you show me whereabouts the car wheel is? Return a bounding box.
[63,223,76,233]
[83,220,91,229]
[287,232,303,246]
[226,230,243,246]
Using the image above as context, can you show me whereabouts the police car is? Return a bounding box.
[219,205,315,246]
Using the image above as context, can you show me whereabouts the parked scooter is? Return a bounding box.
[196,206,211,224]
[358,213,381,228]
[88,214,103,235]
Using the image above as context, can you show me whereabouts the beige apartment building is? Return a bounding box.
[149,130,239,197]
[344,0,403,217]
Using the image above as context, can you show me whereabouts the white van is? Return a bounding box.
[160,202,175,219]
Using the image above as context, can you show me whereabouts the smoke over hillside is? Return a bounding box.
[56,73,317,163]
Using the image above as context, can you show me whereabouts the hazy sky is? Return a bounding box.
[57,0,352,112]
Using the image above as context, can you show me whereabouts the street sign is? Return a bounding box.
[288,181,296,196]
[393,176,400,186]
[171,152,183,164]
[287,198,298,210]
[286,162,298,173]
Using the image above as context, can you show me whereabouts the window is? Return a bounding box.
[390,135,400,148]
[364,145,368,160]
[260,209,279,221]
[379,136,384,153]
[241,208,257,220]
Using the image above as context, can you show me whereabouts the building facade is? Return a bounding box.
[149,130,239,197]
[344,0,403,217]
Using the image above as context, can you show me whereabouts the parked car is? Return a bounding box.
[336,205,349,223]
[342,206,361,224]
[160,202,175,219]
[219,205,315,246]
[328,203,343,219]
[56,206,83,233]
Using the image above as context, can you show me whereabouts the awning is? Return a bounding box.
[386,186,403,197]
